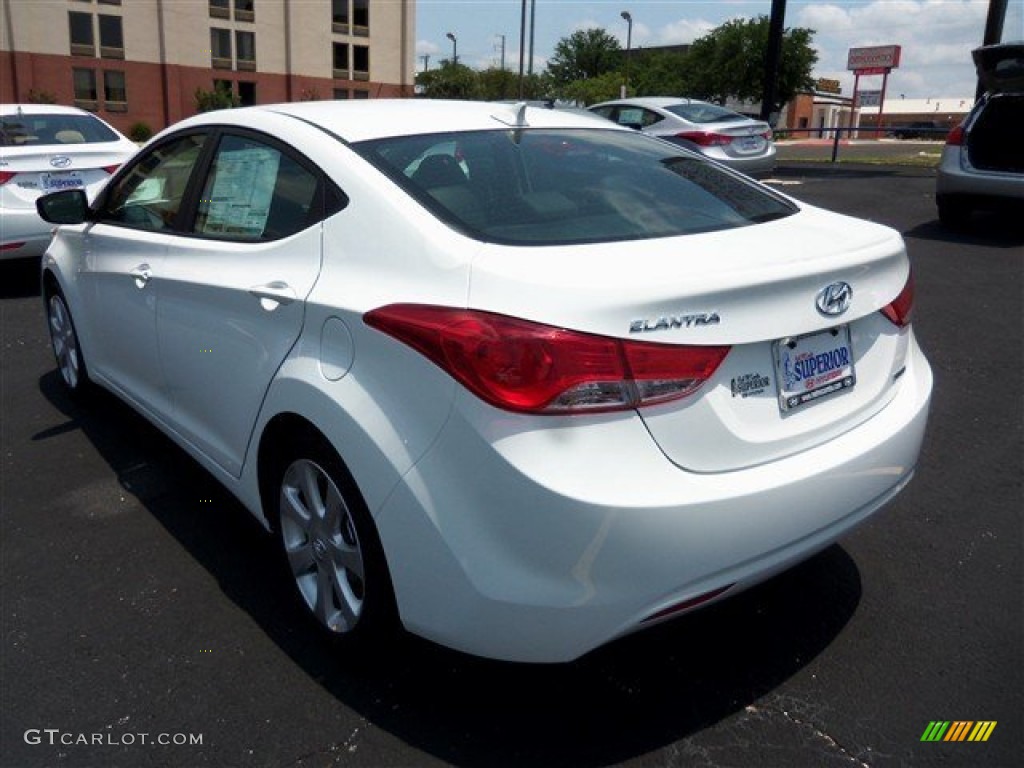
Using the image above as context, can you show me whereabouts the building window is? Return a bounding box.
[353,89,369,100]
[103,70,127,111]
[333,88,349,99]
[69,12,95,57]
[211,28,232,69]
[98,0,123,5]
[332,43,349,79]
[101,70,125,111]
[353,0,369,35]
[236,31,255,71]
[73,68,98,110]
[331,0,349,33]
[353,45,369,80]
[98,15,124,59]
[237,81,256,106]
[234,0,254,22]
[209,0,229,19]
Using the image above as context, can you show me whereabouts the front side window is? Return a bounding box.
[100,133,207,231]
[355,129,796,245]
[194,134,319,240]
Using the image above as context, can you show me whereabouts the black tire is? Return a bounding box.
[270,431,397,647]
[45,287,90,397]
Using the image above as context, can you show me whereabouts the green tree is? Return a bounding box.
[559,71,622,106]
[416,62,480,100]
[630,50,689,98]
[680,16,817,111]
[547,28,622,87]
[194,82,239,112]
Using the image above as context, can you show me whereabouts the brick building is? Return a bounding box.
[1,0,416,135]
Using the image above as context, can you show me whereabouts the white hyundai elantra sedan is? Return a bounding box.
[37,100,932,663]
[1,104,138,259]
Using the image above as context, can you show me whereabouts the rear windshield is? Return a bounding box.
[0,113,120,147]
[353,129,795,245]
[664,103,748,124]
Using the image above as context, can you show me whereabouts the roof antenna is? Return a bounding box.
[491,101,529,128]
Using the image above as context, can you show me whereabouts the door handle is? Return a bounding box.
[129,264,152,289]
[248,281,296,310]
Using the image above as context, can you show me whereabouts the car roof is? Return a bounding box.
[170,99,622,144]
[0,104,96,117]
[591,97,706,109]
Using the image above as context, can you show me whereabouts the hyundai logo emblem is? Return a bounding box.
[50,155,72,168]
[816,282,853,316]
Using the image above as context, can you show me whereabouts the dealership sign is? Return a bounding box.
[847,45,902,73]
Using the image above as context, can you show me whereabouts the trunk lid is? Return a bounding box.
[973,42,1024,94]
[468,203,912,472]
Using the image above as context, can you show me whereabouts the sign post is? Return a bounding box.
[846,45,901,138]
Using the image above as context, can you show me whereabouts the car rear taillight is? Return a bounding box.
[0,171,16,185]
[102,164,121,175]
[364,305,731,414]
[880,271,914,327]
[676,131,733,147]
[945,125,965,146]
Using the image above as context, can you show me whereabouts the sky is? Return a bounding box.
[415,0,1024,99]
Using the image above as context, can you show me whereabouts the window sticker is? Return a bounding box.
[201,146,280,236]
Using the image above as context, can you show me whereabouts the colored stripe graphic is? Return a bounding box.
[921,721,996,742]
[968,722,997,742]
[945,721,973,741]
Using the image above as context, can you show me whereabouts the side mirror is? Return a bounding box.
[36,189,91,225]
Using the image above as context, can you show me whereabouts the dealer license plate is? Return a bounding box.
[735,136,765,153]
[773,326,856,412]
[40,172,83,191]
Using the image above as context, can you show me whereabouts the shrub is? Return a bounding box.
[128,121,153,142]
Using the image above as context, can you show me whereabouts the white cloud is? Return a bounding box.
[795,0,989,97]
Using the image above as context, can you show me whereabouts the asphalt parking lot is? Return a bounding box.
[2,162,1021,768]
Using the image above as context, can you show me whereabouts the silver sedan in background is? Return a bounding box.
[590,96,776,177]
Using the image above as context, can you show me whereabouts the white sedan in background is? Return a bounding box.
[37,100,931,663]
[1,104,137,259]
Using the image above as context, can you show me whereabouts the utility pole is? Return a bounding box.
[497,34,506,71]
[760,0,786,124]
[527,0,537,76]
[420,54,430,72]
[518,0,527,98]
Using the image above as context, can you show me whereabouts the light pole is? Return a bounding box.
[446,31,457,67]
[620,11,633,98]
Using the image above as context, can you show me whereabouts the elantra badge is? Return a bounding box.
[50,156,72,168]
[816,282,852,317]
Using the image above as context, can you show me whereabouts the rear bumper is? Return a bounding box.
[375,333,932,662]
[936,148,1024,203]
[0,205,53,259]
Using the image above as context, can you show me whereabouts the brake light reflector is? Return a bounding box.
[0,171,16,185]
[102,164,121,175]
[945,125,965,146]
[676,131,733,147]
[365,305,730,414]
[881,271,915,327]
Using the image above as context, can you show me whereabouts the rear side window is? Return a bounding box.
[193,134,321,240]
[664,103,747,124]
[354,128,796,245]
[0,113,120,146]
